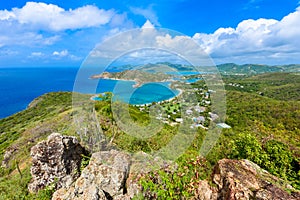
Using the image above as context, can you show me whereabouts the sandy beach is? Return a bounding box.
[133,88,183,107]
[91,88,184,106]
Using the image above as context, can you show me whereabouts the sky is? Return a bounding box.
[0,0,300,67]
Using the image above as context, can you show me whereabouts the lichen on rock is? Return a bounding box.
[52,149,132,200]
[28,133,85,193]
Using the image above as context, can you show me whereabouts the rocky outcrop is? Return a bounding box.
[28,133,85,193]
[52,149,132,200]
[193,159,300,200]
[30,134,299,199]
[52,150,178,200]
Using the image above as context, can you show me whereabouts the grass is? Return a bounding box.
[0,72,299,199]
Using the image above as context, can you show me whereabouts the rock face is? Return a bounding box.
[194,159,300,200]
[28,133,85,193]
[52,149,132,200]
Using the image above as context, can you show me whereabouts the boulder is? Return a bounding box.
[212,159,300,200]
[28,133,85,193]
[192,180,218,200]
[52,149,131,200]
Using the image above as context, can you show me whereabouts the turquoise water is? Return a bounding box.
[166,71,204,76]
[93,80,179,105]
[0,67,180,118]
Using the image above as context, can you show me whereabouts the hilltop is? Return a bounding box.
[217,63,300,75]
[0,72,299,199]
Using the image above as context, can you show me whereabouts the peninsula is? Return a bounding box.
[90,70,172,88]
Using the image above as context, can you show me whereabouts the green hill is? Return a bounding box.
[0,72,299,199]
[217,63,300,75]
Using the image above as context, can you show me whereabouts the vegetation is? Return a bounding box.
[139,156,211,199]
[224,72,300,100]
[0,71,299,199]
[90,69,171,86]
[217,63,300,75]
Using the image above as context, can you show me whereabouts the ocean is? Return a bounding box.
[0,67,179,119]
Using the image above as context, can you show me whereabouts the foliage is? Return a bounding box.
[217,63,300,75]
[230,133,300,189]
[224,72,300,101]
[0,166,54,200]
[0,92,77,175]
[139,156,211,199]
[0,72,299,199]
[230,133,267,166]
[80,153,91,172]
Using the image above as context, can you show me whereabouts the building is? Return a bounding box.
[175,118,183,123]
[217,123,231,129]
[186,109,193,115]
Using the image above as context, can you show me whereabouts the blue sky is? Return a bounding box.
[0,0,300,67]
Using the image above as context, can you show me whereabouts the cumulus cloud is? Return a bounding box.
[89,20,212,68]
[0,2,118,49]
[0,2,134,65]
[192,6,300,64]
[0,2,115,31]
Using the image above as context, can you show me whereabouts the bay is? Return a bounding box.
[0,67,178,118]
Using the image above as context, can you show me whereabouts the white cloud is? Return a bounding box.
[52,49,81,61]
[192,6,300,64]
[0,2,115,31]
[89,20,212,68]
[130,5,160,26]
[0,27,61,47]
[0,9,16,20]
[53,50,69,57]
[141,20,155,29]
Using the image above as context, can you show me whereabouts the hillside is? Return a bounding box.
[0,72,299,199]
[105,62,300,76]
[217,63,300,75]
[224,72,300,100]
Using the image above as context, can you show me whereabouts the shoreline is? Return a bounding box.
[90,88,183,106]
[90,77,173,88]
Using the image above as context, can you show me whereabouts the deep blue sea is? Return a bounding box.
[0,67,178,119]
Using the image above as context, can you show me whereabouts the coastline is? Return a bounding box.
[91,77,173,89]
[131,88,183,106]
[90,88,183,106]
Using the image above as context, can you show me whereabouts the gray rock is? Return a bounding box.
[52,149,131,200]
[212,159,300,200]
[28,133,85,193]
[192,180,218,200]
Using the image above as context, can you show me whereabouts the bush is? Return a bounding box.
[230,133,267,166]
[230,133,300,189]
[139,156,211,199]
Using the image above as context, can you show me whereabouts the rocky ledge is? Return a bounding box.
[29,133,300,199]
